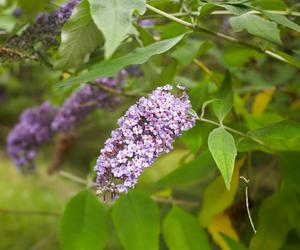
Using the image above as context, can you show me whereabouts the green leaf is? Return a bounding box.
[55,0,103,69]
[188,81,209,111]
[199,2,250,17]
[60,190,108,250]
[278,152,300,193]
[163,206,211,250]
[136,25,156,46]
[253,0,287,10]
[212,71,233,121]
[171,39,213,66]
[249,120,300,140]
[199,3,218,17]
[223,46,262,67]
[156,151,215,189]
[88,0,146,58]
[264,12,300,33]
[0,15,17,32]
[230,13,282,45]
[55,34,185,90]
[221,234,247,250]
[18,0,47,16]
[181,123,203,154]
[208,127,237,190]
[160,60,178,83]
[112,191,160,250]
[266,48,300,68]
[199,161,241,226]
[249,192,292,250]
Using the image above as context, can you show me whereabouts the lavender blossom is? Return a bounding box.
[139,19,154,27]
[94,85,197,199]
[7,102,57,170]
[6,0,80,50]
[126,65,144,77]
[51,70,128,132]
[12,8,22,18]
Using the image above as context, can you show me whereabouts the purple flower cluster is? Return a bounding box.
[51,70,128,132]
[94,85,196,198]
[7,69,129,169]
[7,102,57,170]
[7,0,80,50]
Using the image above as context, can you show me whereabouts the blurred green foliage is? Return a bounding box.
[1,0,300,249]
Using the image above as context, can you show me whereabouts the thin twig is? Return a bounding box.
[240,176,257,234]
[141,10,300,18]
[59,171,87,185]
[193,59,220,85]
[0,47,38,61]
[0,208,61,217]
[59,170,200,207]
[151,195,199,207]
[146,4,298,67]
[197,116,268,148]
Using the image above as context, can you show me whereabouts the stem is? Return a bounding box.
[151,195,199,207]
[146,4,297,67]
[240,176,257,234]
[59,171,88,185]
[146,4,193,28]
[0,208,61,217]
[59,170,200,207]
[193,59,220,85]
[197,117,267,147]
[0,47,38,61]
[141,10,300,18]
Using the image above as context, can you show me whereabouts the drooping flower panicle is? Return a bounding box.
[7,102,57,170]
[51,70,128,132]
[94,85,197,198]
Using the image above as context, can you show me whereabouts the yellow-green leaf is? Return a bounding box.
[199,159,244,226]
[207,213,239,250]
[251,88,275,114]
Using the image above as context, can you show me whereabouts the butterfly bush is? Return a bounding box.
[7,0,80,50]
[51,70,128,132]
[7,102,57,170]
[94,85,197,199]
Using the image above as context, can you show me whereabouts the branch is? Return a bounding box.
[196,116,269,148]
[141,10,300,18]
[151,195,199,207]
[0,208,61,217]
[193,59,221,85]
[146,4,298,67]
[59,171,200,207]
[0,47,38,61]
